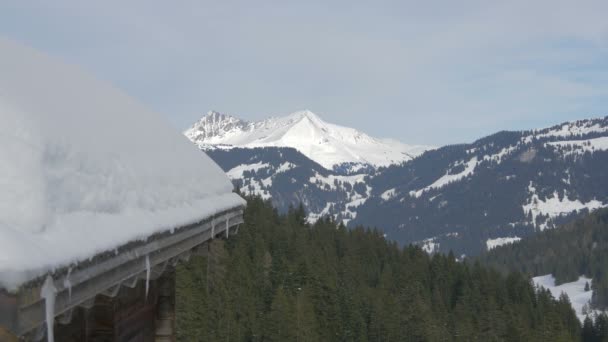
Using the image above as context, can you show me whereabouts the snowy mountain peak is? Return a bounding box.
[185,111,247,144]
[185,110,433,170]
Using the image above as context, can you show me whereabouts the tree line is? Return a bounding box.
[483,207,608,312]
[176,197,604,341]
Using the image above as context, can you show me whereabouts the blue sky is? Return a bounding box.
[2,1,608,145]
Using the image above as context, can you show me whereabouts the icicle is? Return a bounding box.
[145,255,151,299]
[211,220,215,239]
[40,275,57,342]
[63,268,72,302]
[225,217,230,238]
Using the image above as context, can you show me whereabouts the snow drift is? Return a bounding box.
[0,37,244,290]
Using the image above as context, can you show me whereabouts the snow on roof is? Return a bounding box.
[0,37,245,291]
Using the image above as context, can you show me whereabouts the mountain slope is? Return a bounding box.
[196,114,608,256]
[176,197,584,341]
[206,147,371,225]
[354,117,608,255]
[482,207,608,311]
[185,110,431,171]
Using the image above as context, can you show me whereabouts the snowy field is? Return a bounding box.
[533,274,597,322]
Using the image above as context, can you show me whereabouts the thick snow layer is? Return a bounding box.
[486,237,521,250]
[410,157,478,198]
[185,110,433,169]
[533,275,597,322]
[523,186,605,230]
[0,37,245,290]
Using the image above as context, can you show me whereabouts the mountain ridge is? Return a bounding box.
[185,110,432,171]
[354,115,608,254]
[197,115,608,256]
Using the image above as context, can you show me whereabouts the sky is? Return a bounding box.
[1,1,608,146]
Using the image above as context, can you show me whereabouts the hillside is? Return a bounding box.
[206,147,372,224]
[483,207,608,311]
[199,116,608,256]
[352,117,608,254]
[176,197,590,341]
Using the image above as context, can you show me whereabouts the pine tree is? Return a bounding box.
[582,316,596,342]
[265,287,296,341]
[174,196,588,341]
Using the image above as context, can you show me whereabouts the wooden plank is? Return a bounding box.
[155,270,176,342]
[13,209,243,337]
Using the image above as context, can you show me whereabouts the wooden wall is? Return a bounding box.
[54,270,175,342]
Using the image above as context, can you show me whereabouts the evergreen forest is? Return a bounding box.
[175,197,608,341]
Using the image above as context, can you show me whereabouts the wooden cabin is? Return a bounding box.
[0,37,246,341]
[0,207,243,341]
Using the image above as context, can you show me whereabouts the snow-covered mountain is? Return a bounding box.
[185,110,431,171]
[202,116,608,256]
[353,116,608,255]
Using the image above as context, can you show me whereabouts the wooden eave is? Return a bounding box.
[0,205,244,339]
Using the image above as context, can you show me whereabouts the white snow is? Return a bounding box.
[342,163,369,173]
[226,162,270,179]
[227,162,294,200]
[237,178,272,200]
[523,185,605,230]
[185,110,433,169]
[546,137,608,157]
[410,157,478,198]
[381,188,397,201]
[0,37,245,290]
[533,274,598,322]
[482,145,519,164]
[343,195,369,221]
[420,237,439,254]
[306,202,335,224]
[486,237,521,250]
[309,172,367,191]
[261,177,273,187]
[531,122,608,142]
[418,233,461,254]
[276,162,296,173]
[305,172,371,225]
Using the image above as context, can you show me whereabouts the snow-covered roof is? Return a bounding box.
[0,37,245,291]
